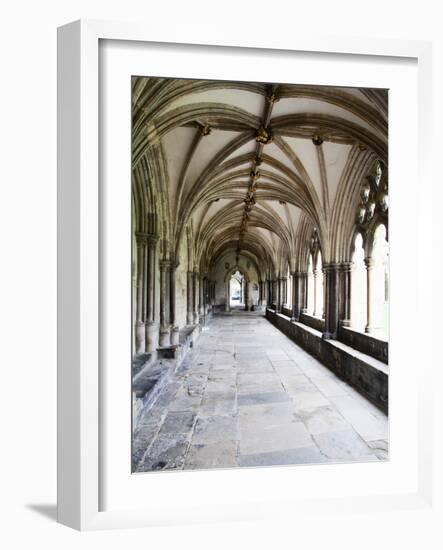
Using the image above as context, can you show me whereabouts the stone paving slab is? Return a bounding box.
[185,440,238,469]
[159,411,196,435]
[192,415,238,445]
[238,391,292,407]
[239,446,328,467]
[312,429,377,461]
[239,421,313,455]
[137,434,190,471]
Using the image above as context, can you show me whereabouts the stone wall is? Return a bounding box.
[211,252,260,308]
[339,326,388,365]
[300,312,325,333]
[266,308,388,413]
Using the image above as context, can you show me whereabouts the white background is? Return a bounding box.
[101,39,419,516]
[1,1,442,548]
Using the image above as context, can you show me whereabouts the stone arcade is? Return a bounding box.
[131,78,389,471]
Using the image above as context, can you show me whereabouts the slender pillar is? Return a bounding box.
[225,279,230,312]
[199,274,205,320]
[210,281,215,306]
[193,271,199,323]
[300,272,308,314]
[169,264,179,345]
[290,271,298,321]
[282,277,288,308]
[340,262,352,328]
[244,280,250,311]
[322,263,340,340]
[135,233,146,354]
[322,266,327,319]
[159,260,171,347]
[276,278,281,311]
[313,269,319,317]
[145,235,159,351]
[294,271,305,321]
[365,257,375,333]
[186,271,193,325]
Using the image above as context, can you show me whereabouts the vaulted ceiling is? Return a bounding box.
[132,78,388,277]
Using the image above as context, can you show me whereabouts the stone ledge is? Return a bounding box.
[179,323,201,348]
[339,325,388,365]
[132,323,202,429]
[266,308,388,414]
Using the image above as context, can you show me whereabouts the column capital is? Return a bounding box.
[364,257,375,269]
[338,261,353,272]
[135,231,148,245]
[147,234,159,246]
[159,259,172,271]
[136,232,158,245]
[322,262,341,272]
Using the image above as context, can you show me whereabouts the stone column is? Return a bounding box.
[298,271,305,319]
[193,271,199,324]
[340,262,352,328]
[210,281,215,306]
[199,274,205,320]
[135,233,146,354]
[322,266,327,319]
[282,277,288,308]
[203,278,208,315]
[169,264,179,345]
[186,271,193,325]
[244,280,250,311]
[322,264,340,340]
[159,260,171,347]
[300,272,308,314]
[145,235,159,351]
[365,257,375,334]
[225,279,231,312]
[276,278,281,312]
[290,271,298,321]
[313,269,319,317]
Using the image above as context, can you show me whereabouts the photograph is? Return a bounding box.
[131,77,389,473]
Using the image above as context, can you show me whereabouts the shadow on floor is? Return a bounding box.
[26,503,57,522]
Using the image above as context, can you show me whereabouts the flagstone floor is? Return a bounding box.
[133,309,388,472]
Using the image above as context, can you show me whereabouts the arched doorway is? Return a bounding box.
[224,266,250,312]
[229,270,244,307]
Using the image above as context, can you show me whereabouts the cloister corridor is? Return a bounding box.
[133,310,388,472]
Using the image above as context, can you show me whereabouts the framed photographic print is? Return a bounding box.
[57,19,433,530]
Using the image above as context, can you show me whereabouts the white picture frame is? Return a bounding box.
[57,19,434,531]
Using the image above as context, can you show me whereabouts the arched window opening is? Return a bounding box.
[229,271,244,306]
[371,224,389,338]
[314,251,324,318]
[351,233,367,331]
[307,254,315,314]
